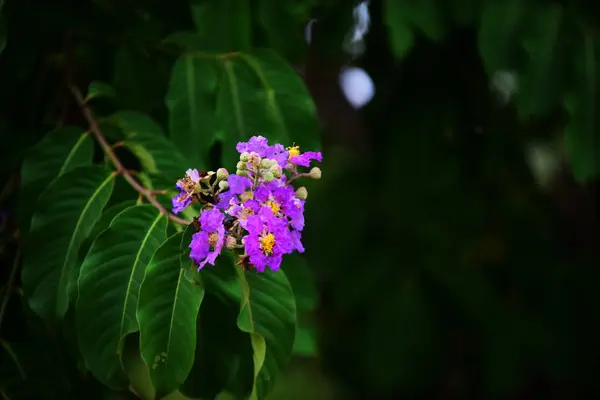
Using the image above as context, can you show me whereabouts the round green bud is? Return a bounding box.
[295,187,308,200]
[309,167,322,179]
[218,180,229,191]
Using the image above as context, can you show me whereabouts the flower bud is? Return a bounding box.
[295,187,308,200]
[248,152,261,166]
[263,172,275,182]
[309,167,321,179]
[270,164,283,178]
[218,180,229,191]
[225,235,238,249]
[236,169,249,177]
[261,158,276,169]
[236,161,247,170]
[216,168,229,180]
[240,152,250,162]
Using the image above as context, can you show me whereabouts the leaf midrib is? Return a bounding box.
[118,211,166,344]
[58,172,115,316]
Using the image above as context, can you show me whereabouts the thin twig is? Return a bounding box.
[68,84,190,225]
[0,250,21,333]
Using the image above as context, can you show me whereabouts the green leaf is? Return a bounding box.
[384,0,445,59]
[85,81,116,102]
[137,232,205,396]
[215,50,320,167]
[108,111,191,189]
[87,200,138,242]
[76,205,168,389]
[19,127,94,234]
[564,34,600,183]
[20,126,93,189]
[21,166,115,323]
[516,4,566,118]
[112,44,169,113]
[478,0,529,73]
[190,0,252,52]
[235,267,296,400]
[165,54,220,168]
[257,0,308,62]
[181,292,254,400]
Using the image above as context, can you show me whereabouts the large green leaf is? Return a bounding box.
[137,232,205,396]
[21,166,115,323]
[76,204,168,389]
[478,0,530,73]
[19,127,94,233]
[516,3,566,118]
[564,34,600,183]
[165,54,220,168]
[235,267,296,400]
[108,111,191,189]
[20,127,94,188]
[215,49,320,167]
[181,292,254,400]
[190,0,252,52]
[257,0,309,62]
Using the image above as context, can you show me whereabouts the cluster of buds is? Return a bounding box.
[171,136,322,272]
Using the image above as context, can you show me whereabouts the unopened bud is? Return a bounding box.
[225,235,238,249]
[236,161,247,170]
[309,167,321,179]
[270,164,283,178]
[216,168,229,180]
[263,172,275,182]
[240,152,250,162]
[218,180,229,191]
[295,187,308,200]
[261,158,276,169]
[236,169,249,177]
[248,152,261,166]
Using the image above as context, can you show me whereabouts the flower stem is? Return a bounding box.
[68,84,190,225]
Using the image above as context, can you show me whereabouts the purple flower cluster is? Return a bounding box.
[172,136,322,272]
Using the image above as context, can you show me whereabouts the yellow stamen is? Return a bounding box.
[259,233,276,255]
[267,200,280,215]
[287,146,300,158]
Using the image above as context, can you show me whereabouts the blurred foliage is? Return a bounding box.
[0,0,599,399]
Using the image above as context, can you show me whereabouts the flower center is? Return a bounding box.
[178,176,196,192]
[259,233,276,255]
[240,207,254,220]
[208,232,219,247]
[267,200,280,215]
[287,146,300,158]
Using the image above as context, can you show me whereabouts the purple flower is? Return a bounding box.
[189,208,225,269]
[237,136,289,167]
[227,174,253,194]
[254,182,305,231]
[172,192,192,214]
[172,168,202,214]
[242,207,294,272]
[290,151,323,167]
[228,199,260,229]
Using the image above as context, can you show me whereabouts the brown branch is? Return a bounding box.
[68,84,190,226]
